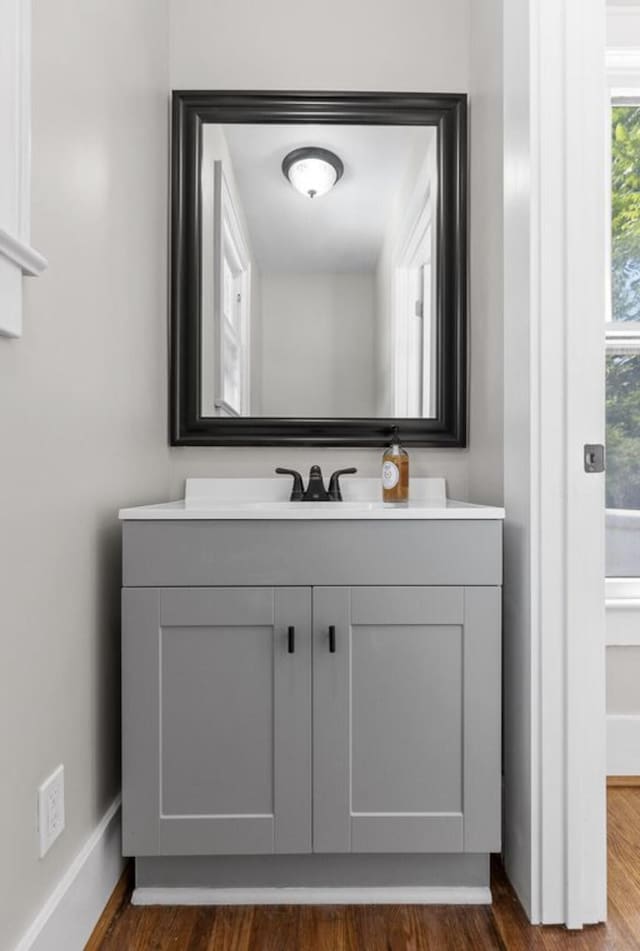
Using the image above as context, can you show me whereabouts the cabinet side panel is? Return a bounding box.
[122,588,161,855]
[463,586,502,851]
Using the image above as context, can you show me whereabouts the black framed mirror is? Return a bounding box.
[171,91,467,446]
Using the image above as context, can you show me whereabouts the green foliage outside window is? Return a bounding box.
[608,107,640,509]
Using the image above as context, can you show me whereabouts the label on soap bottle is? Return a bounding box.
[382,460,400,489]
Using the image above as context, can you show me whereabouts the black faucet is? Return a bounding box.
[276,465,357,502]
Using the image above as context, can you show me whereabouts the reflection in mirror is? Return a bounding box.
[200,124,439,420]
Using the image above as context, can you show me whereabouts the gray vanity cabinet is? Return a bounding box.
[313,586,501,855]
[122,586,312,857]
[121,517,503,865]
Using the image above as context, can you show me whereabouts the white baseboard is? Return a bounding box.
[132,885,492,907]
[607,714,640,775]
[15,796,124,951]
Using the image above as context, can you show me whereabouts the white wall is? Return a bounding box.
[260,272,375,417]
[0,2,171,948]
[607,2,640,48]
[168,0,476,498]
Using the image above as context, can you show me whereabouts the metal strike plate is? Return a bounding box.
[584,444,605,473]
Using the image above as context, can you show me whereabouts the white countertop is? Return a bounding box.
[119,478,505,521]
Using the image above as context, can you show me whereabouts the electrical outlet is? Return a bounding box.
[38,765,65,857]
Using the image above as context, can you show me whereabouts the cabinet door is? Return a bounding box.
[122,587,311,856]
[313,586,501,854]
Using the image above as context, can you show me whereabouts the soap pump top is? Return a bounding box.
[382,427,409,503]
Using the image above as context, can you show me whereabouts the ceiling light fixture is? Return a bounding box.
[282,147,344,199]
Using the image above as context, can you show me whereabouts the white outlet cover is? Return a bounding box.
[38,765,65,857]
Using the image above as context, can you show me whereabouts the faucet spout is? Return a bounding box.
[302,465,330,501]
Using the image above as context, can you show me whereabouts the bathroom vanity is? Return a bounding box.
[120,478,504,904]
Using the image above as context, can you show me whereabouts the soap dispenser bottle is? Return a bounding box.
[382,427,409,504]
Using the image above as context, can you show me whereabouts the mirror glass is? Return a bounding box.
[200,123,439,420]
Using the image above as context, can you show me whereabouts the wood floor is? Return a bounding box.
[87,788,640,950]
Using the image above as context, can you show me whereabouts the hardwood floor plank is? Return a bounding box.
[85,863,133,950]
[246,905,300,951]
[298,904,347,951]
[204,905,254,951]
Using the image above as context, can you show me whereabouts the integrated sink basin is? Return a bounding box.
[119,478,505,521]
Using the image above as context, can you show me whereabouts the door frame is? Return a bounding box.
[503,0,607,927]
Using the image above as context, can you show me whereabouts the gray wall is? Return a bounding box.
[260,272,375,417]
[1,1,508,944]
[0,1,171,947]
[167,0,490,501]
[468,0,504,507]
[502,0,534,918]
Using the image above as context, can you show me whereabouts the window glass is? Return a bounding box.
[606,351,640,576]
[607,102,640,578]
[611,105,640,324]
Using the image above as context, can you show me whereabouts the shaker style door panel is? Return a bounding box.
[312,586,501,854]
[122,587,311,857]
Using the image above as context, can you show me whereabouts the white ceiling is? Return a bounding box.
[221,123,436,273]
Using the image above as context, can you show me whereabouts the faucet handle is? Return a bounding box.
[328,467,358,502]
[275,467,304,501]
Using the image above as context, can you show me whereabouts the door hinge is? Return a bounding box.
[584,444,605,473]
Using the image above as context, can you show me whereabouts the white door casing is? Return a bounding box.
[503,0,607,928]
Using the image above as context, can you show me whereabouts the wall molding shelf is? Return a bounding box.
[0,229,47,277]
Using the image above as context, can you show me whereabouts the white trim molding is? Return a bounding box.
[0,228,47,276]
[607,715,640,775]
[606,579,640,646]
[132,885,492,907]
[14,797,124,951]
[0,0,47,338]
[607,47,640,81]
[503,0,607,930]
[607,50,640,98]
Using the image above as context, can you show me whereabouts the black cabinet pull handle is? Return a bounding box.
[288,626,295,654]
[329,625,336,653]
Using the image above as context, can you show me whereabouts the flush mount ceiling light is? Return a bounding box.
[282,147,344,199]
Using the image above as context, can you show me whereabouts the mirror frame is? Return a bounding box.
[171,90,467,447]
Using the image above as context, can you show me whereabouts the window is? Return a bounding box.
[607,103,640,577]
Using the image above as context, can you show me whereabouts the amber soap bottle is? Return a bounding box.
[382,427,409,504]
